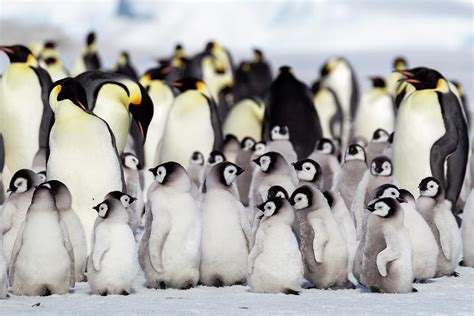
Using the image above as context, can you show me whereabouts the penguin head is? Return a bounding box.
[224,134,239,148]
[311,80,322,94]
[322,191,335,208]
[0,45,37,66]
[371,183,406,204]
[123,81,154,143]
[8,169,40,194]
[122,152,140,170]
[320,57,348,78]
[399,189,415,204]
[44,180,72,210]
[141,65,173,85]
[367,197,401,218]
[174,43,184,56]
[316,138,335,154]
[210,161,244,187]
[105,191,136,209]
[31,183,56,207]
[241,136,256,150]
[37,171,47,183]
[117,51,129,66]
[85,31,97,51]
[369,76,386,88]
[345,144,366,162]
[149,161,190,189]
[292,159,322,183]
[93,200,110,218]
[289,185,313,210]
[270,125,290,141]
[207,150,226,165]
[418,177,442,198]
[253,48,264,62]
[252,152,284,173]
[257,197,286,218]
[372,128,389,143]
[49,78,88,112]
[252,141,266,156]
[190,151,205,166]
[392,56,408,71]
[400,68,448,92]
[277,65,294,77]
[267,185,289,200]
[171,77,206,93]
[370,156,392,176]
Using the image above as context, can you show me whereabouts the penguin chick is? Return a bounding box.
[332,144,368,209]
[308,138,341,191]
[290,185,351,289]
[461,189,474,267]
[0,217,8,299]
[365,128,390,164]
[222,134,240,163]
[248,197,305,294]
[200,162,250,287]
[88,198,138,296]
[47,180,88,282]
[235,137,256,206]
[141,161,201,289]
[10,184,75,296]
[1,169,41,267]
[105,191,138,236]
[362,197,414,293]
[188,151,205,188]
[122,153,144,233]
[416,177,462,277]
[292,159,324,189]
[265,125,297,164]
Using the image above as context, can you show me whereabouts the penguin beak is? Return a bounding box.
[289,198,295,206]
[236,167,245,175]
[366,203,375,212]
[129,196,137,204]
[398,77,420,84]
[92,205,100,213]
[396,196,407,204]
[292,162,302,171]
[148,167,157,176]
[128,85,153,143]
[0,46,14,55]
[170,81,183,88]
[257,203,265,212]
[252,158,260,166]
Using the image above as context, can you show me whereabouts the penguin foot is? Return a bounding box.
[212,276,224,288]
[412,288,418,293]
[180,281,194,290]
[100,291,108,296]
[39,286,51,297]
[159,281,167,289]
[460,260,465,267]
[283,288,300,295]
[234,279,246,286]
[120,290,129,296]
[451,272,459,277]
[369,286,381,293]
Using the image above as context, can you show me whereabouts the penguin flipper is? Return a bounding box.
[9,221,25,286]
[238,204,252,250]
[31,66,53,150]
[149,209,171,274]
[92,235,110,272]
[434,203,453,261]
[376,226,401,277]
[204,95,224,151]
[60,220,76,287]
[310,218,328,263]
[351,171,370,239]
[248,228,264,274]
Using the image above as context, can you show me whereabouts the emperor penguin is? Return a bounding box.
[105,191,138,236]
[1,169,41,267]
[249,152,297,210]
[121,152,143,229]
[222,98,264,141]
[202,150,227,183]
[141,161,201,289]
[200,162,250,287]
[187,151,205,188]
[222,134,241,163]
[461,189,474,267]
[416,177,462,277]
[353,77,395,143]
[0,45,52,185]
[10,184,75,296]
[289,185,352,289]
[159,78,223,166]
[71,32,101,76]
[265,125,298,164]
[46,180,88,282]
[46,78,125,250]
[393,68,469,214]
[235,137,256,206]
[308,138,341,191]
[319,57,359,148]
[88,197,138,295]
[311,80,343,140]
[113,51,138,79]
[365,128,390,164]
[0,225,7,299]
[248,197,305,294]
[292,159,323,189]
[38,41,68,81]
[322,191,357,275]
[386,56,408,96]
[246,48,272,99]
[332,144,368,210]
[362,197,414,293]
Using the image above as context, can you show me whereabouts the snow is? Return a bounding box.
[1,267,473,315]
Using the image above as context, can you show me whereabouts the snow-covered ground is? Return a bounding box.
[2,267,473,315]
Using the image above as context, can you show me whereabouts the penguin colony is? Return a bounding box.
[0,32,472,298]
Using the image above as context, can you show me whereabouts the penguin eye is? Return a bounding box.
[228,168,235,174]
[124,196,129,203]
[100,205,107,212]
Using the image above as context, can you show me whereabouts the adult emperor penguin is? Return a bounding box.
[311,80,343,140]
[247,48,272,98]
[200,162,250,287]
[308,138,341,191]
[1,169,41,267]
[353,77,395,143]
[362,197,414,293]
[235,137,256,206]
[248,197,305,294]
[319,57,359,147]
[290,185,352,289]
[416,177,462,277]
[222,98,265,141]
[386,56,408,97]
[461,189,474,267]
[46,78,125,250]
[264,66,322,159]
[0,45,52,185]
[113,51,138,79]
[71,32,101,76]
[88,197,138,295]
[159,78,223,166]
[10,184,75,296]
[38,41,68,81]
[393,68,469,214]
[265,125,298,164]
[46,180,87,282]
[141,161,201,289]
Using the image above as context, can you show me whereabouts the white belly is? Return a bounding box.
[354,92,394,141]
[314,89,337,138]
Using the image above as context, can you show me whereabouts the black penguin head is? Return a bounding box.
[86,32,96,46]
[320,57,343,77]
[49,78,88,111]
[0,45,35,64]
[311,80,322,94]
[241,136,256,150]
[292,159,322,183]
[142,65,173,83]
[105,190,136,208]
[122,152,141,170]
[205,41,215,53]
[371,183,406,204]
[267,185,289,200]
[345,144,366,162]
[44,41,56,49]
[372,128,389,143]
[270,125,290,141]
[190,151,205,165]
[252,141,266,155]
[212,161,244,187]
[370,156,392,176]
[8,169,39,193]
[171,77,206,93]
[393,56,408,70]
[316,138,335,154]
[400,67,447,91]
[224,134,239,146]
[388,132,394,144]
[253,48,263,61]
[418,177,442,198]
[43,180,72,210]
[322,191,335,208]
[289,185,313,210]
[175,43,183,52]
[208,150,226,165]
[367,197,400,218]
[252,152,283,173]
[149,161,185,186]
[370,76,386,88]
[257,197,285,217]
[278,65,294,77]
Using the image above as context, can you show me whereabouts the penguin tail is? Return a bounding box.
[40,286,51,297]
[283,288,300,295]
